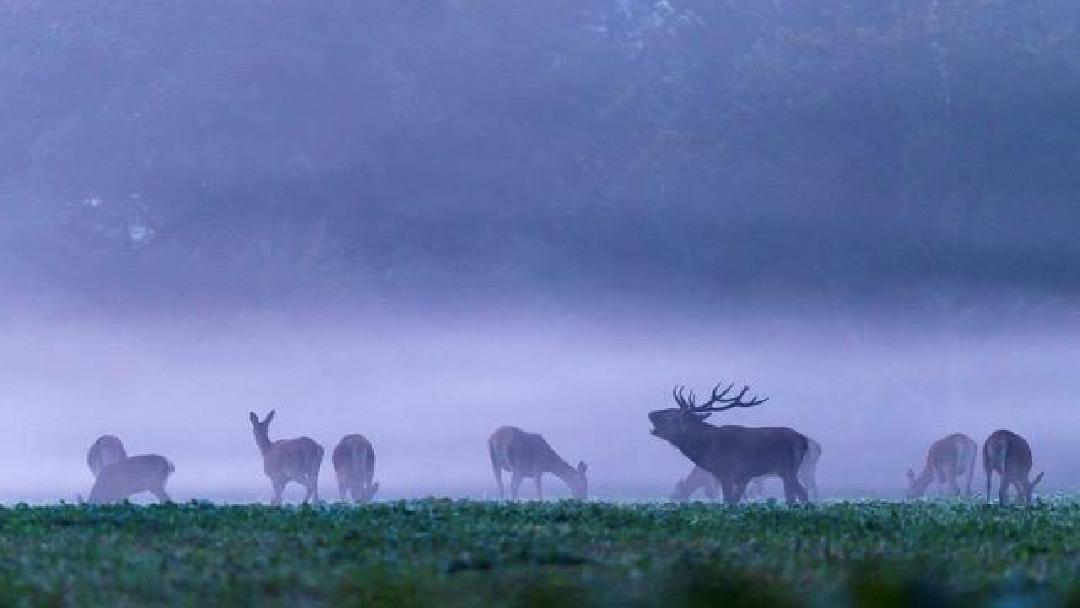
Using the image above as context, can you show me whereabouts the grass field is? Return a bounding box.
[1,500,1078,607]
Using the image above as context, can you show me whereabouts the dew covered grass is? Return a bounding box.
[0,499,1078,606]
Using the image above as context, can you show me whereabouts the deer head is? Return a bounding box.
[648,382,768,442]
[249,410,276,452]
[1021,471,1045,505]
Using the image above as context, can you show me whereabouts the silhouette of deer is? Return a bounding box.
[650,382,809,506]
[488,426,587,500]
[332,434,379,503]
[249,410,324,506]
[983,429,1043,505]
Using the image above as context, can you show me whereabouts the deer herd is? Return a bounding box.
[80,381,1044,507]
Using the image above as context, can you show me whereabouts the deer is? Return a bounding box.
[672,436,822,501]
[332,434,379,503]
[249,410,324,506]
[983,429,1043,506]
[649,381,809,506]
[906,433,977,499]
[671,464,719,501]
[87,454,174,504]
[87,435,127,478]
[488,426,588,500]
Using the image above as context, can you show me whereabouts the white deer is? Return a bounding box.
[488,426,588,500]
[87,435,127,478]
[88,454,174,504]
[249,410,324,505]
[906,433,978,499]
[332,434,379,503]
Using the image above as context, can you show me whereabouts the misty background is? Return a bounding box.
[1,0,1078,501]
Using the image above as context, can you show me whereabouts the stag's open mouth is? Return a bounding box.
[647,411,663,436]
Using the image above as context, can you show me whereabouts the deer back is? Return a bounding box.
[983,430,1033,478]
[332,434,375,485]
[505,430,563,476]
[265,437,324,479]
[927,435,963,471]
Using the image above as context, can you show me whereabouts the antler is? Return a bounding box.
[671,381,768,414]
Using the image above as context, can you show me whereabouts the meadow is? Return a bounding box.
[0,499,1078,607]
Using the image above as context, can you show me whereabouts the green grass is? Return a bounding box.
[0,500,1078,606]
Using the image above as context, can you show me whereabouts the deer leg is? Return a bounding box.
[720,479,738,506]
[802,473,819,502]
[1015,479,1031,506]
[271,478,285,507]
[985,467,993,503]
[781,475,795,505]
[494,470,505,500]
[781,471,807,505]
[510,472,523,501]
[490,444,505,500]
[732,479,749,504]
[535,475,542,501]
[999,477,1010,505]
[302,476,319,504]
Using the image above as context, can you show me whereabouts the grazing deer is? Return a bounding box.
[983,429,1044,506]
[249,410,324,506]
[650,382,809,506]
[87,435,127,478]
[673,436,822,501]
[671,464,719,501]
[906,433,977,499]
[88,454,174,504]
[332,434,379,503]
[488,426,588,500]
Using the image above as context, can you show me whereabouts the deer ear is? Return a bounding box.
[266,410,276,423]
[249,412,258,424]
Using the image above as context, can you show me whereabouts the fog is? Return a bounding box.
[2,307,1077,503]
[2,1,1080,503]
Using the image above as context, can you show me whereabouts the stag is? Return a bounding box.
[649,382,809,506]
[87,435,127,478]
[983,429,1043,505]
[673,436,821,501]
[332,434,379,504]
[906,433,977,499]
[249,410,324,506]
[488,426,588,500]
[88,454,174,504]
